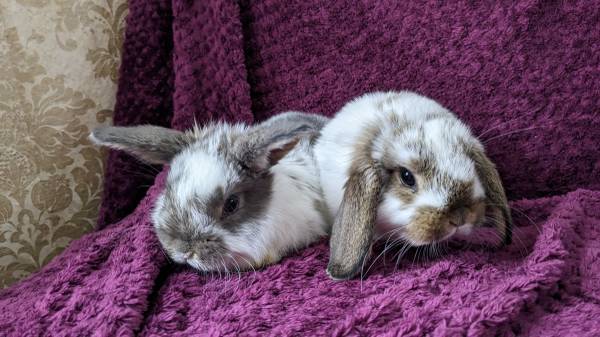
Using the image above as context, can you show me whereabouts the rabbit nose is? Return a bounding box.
[448,207,468,227]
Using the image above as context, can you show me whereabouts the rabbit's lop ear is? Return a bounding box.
[327,164,383,280]
[90,125,188,164]
[468,147,513,246]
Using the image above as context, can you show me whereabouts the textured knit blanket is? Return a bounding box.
[1,1,599,336]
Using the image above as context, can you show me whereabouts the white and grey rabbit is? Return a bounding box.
[91,112,331,273]
[315,91,512,280]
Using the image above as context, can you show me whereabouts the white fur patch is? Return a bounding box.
[151,194,166,228]
[457,223,474,235]
[472,178,486,199]
[383,142,419,166]
[169,150,235,203]
[377,194,414,228]
[414,189,447,209]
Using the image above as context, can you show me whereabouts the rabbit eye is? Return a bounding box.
[398,167,416,188]
[222,194,240,217]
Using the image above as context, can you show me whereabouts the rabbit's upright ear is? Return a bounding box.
[327,163,383,280]
[468,146,513,246]
[90,125,189,164]
[237,112,326,174]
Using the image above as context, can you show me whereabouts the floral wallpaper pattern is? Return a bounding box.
[0,0,127,288]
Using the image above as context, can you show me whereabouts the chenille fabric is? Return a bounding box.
[1,1,599,336]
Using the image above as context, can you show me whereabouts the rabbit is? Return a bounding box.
[314,91,512,280]
[90,112,332,273]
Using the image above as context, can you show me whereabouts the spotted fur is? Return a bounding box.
[315,91,512,280]
[91,112,331,273]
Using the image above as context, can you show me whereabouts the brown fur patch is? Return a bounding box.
[383,112,411,137]
[327,165,383,280]
[327,123,384,280]
[408,198,486,244]
[407,179,486,245]
[409,207,446,243]
[445,180,475,210]
[465,145,512,245]
[375,92,403,113]
[389,180,415,204]
[410,157,436,182]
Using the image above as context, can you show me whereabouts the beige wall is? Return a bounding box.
[0,0,127,288]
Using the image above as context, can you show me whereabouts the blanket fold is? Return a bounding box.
[2,0,599,336]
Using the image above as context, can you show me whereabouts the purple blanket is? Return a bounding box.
[2,1,599,336]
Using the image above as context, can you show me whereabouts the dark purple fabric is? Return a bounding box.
[2,0,600,336]
[96,0,175,228]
